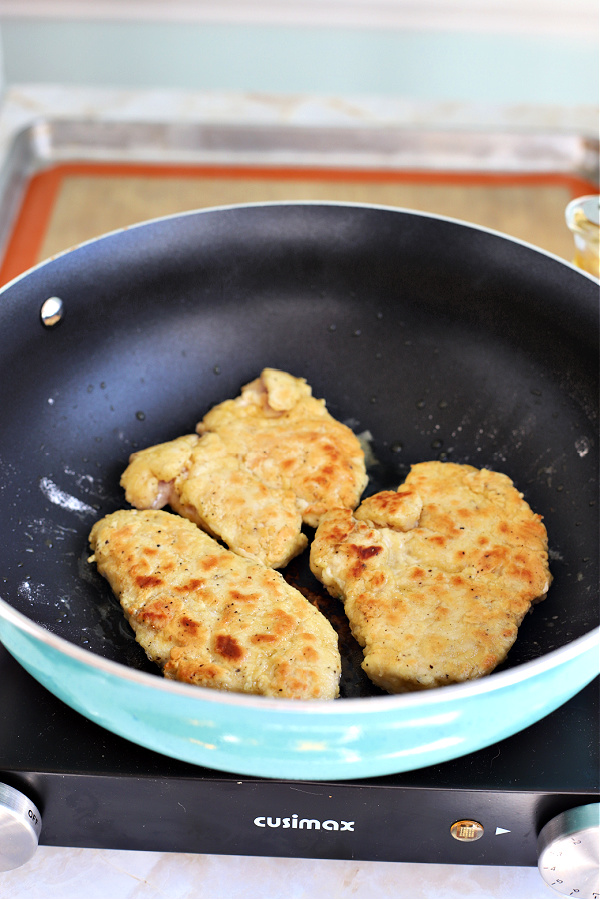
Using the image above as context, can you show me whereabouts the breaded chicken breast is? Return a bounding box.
[196,368,368,527]
[121,369,367,568]
[310,461,551,693]
[120,433,306,569]
[89,509,341,700]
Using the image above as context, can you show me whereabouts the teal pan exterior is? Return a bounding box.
[0,599,597,781]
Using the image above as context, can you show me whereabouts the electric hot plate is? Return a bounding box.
[0,642,597,880]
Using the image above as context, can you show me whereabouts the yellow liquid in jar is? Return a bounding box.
[566,197,600,279]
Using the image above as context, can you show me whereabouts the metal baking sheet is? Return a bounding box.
[0,91,597,284]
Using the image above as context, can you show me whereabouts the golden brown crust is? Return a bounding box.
[121,433,307,569]
[196,368,368,527]
[120,369,367,567]
[310,461,551,693]
[89,509,341,700]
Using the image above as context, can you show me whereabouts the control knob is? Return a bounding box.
[538,802,599,899]
[0,783,42,871]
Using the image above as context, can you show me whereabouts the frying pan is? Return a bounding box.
[0,202,597,781]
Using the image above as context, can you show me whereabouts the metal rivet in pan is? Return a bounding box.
[40,296,64,328]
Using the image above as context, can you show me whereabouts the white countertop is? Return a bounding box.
[1,845,560,899]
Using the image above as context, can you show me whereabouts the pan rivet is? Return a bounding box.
[40,296,64,328]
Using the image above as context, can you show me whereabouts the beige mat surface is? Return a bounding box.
[38,172,577,263]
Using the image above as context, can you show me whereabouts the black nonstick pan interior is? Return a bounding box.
[0,202,597,699]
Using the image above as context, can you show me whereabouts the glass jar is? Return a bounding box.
[565,194,599,278]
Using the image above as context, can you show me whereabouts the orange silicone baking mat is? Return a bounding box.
[1,161,594,286]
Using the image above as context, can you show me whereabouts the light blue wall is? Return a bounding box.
[0,18,597,107]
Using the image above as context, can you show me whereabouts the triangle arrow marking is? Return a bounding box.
[495,827,511,835]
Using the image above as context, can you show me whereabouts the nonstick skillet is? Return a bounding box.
[0,202,597,780]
